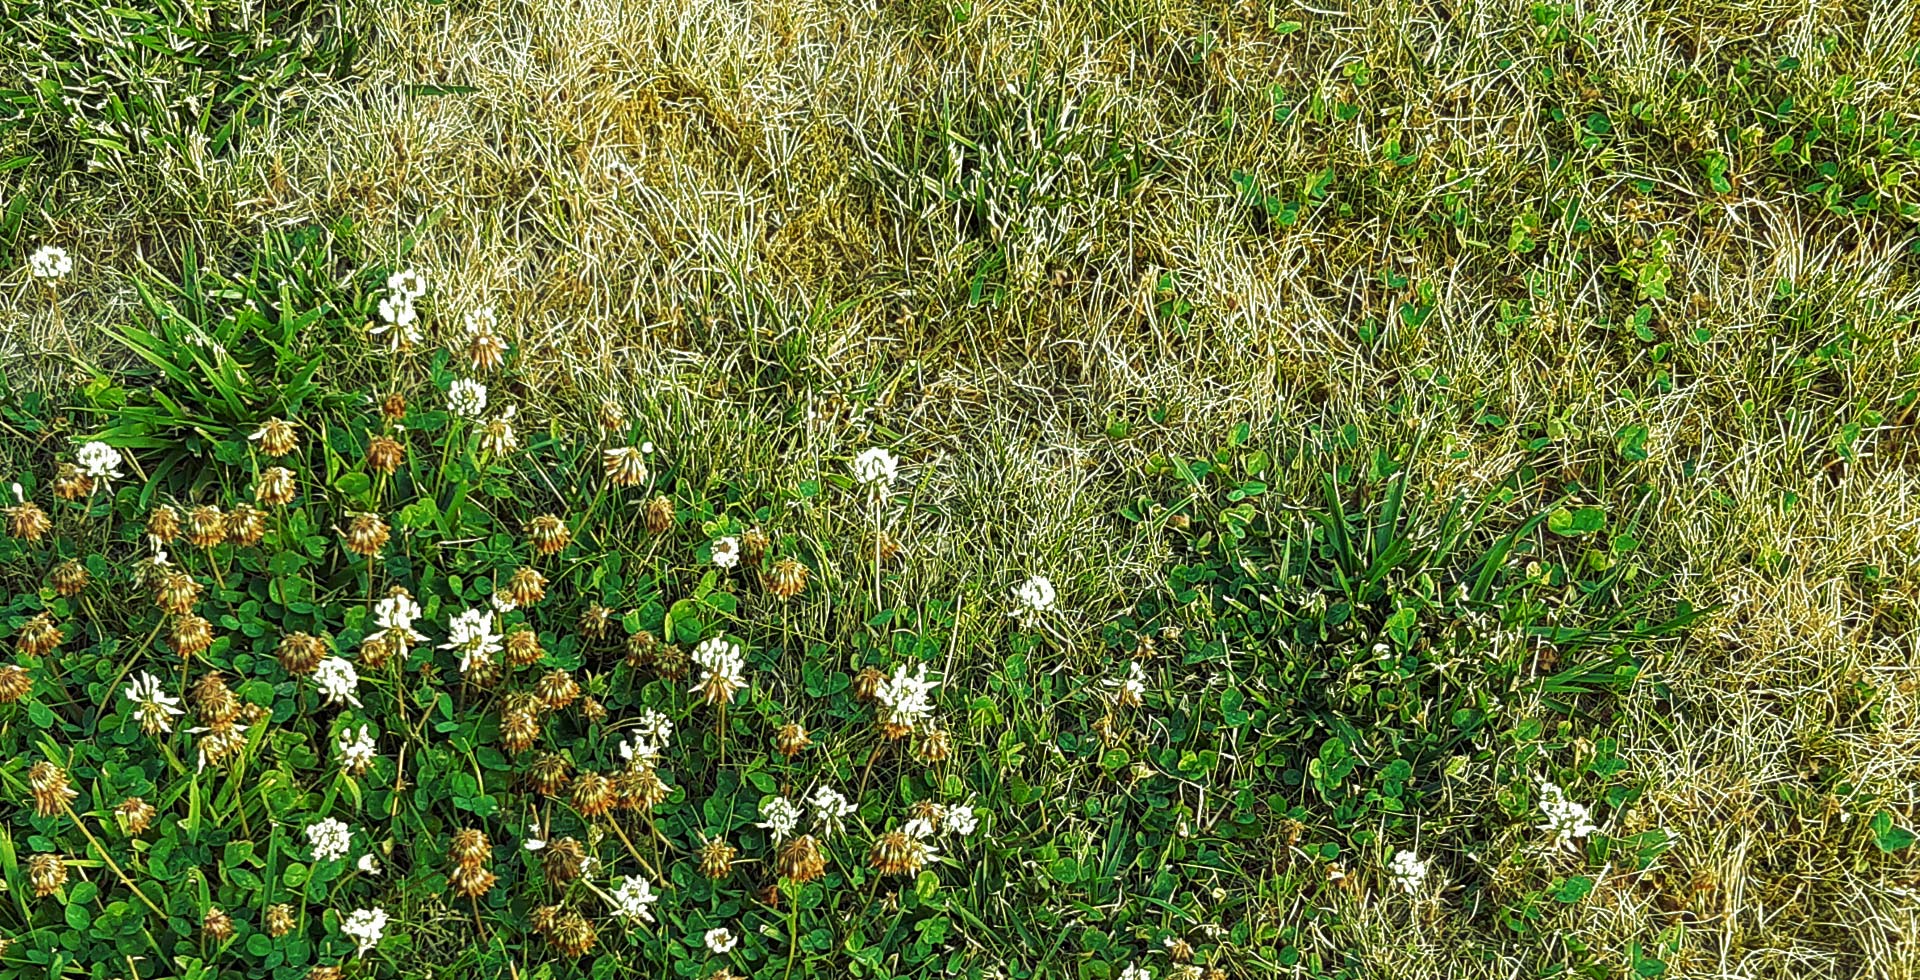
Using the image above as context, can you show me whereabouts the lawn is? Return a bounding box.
[1,1,1918,978]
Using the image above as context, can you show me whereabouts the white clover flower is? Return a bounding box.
[1388,849,1428,894]
[852,447,897,492]
[337,725,378,771]
[523,820,548,851]
[1537,781,1599,849]
[703,927,737,954]
[875,663,938,732]
[898,815,942,866]
[941,802,978,838]
[758,795,802,844]
[386,269,427,300]
[810,785,855,836]
[447,379,488,418]
[710,536,740,569]
[340,906,387,957]
[620,709,674,763]
[29,245,73,280]
[306,817,353,862]
[369,299,422,348]
[489,590,517,614]
[610,875,659,923]
[1104,661,1147,706]
[690,636,746,702]
[1011,575,1056,623]
[1120,964,1152,980]
[75,441,124,482]
[313,656,361,708]
[463,305,498,336]
[373,593,427,644]
[439,607,503,675]
[357,853,382,875]
[123,671,183,734]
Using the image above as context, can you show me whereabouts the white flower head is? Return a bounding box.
[758,795,802,844]
[447,379,488,418]
[29,245,73,280]
[689,636,746,702]
[1104,661,1147,705]
[489,589,517,614]
[875,663,938,732]
[440,607,503,674]
[1120,964,1152,980]
[306,817,353,862]
[1537,781,1599,849]
[941,802,978,838]
[810,785,855,836]
[621,709,674,763]
[337,725,378,770]
[1388,849,1429,894]
[123,671,183,734]
[386,268,427,300]
[313,656,361,707]
[463,305,499,337]
[374,593,427,644]
[611,875,659,923]
[523,821,548,851]
[369,298,422,348]
[340,906,387,957]
[852,447,898,493]
[75,441,124,482]
[703,926,737,954]
[357,853,382,875]
[1011,575,1056,623]
[710,536,740,569]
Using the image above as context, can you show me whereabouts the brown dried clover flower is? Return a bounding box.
[914,726,953,765]
[603,446,649,488]
[277,632,327,676]
[0,664,30,703]
[697,834,736,880]
[852,665,885,702]
[191,672,239,724]
[366,435,405,475]
[548,911,596,957]
[266,903,296,938]
[6,500,51,542]
[51,464,93,501]
[155,571,203,615]
[380,392,407,421]
[766,557,809,601]
[741,526,770,566]
[542,836,586,884]
[644,495,674,534]
[527,514,571,556]
[504,628,543,669]
[202,906,234,941]
[170,613,214,658]
[255,466,296,507]
[251,417,299,456]
[341,512,389,558]
[577,603,613,642]
[869,829,933,877]
[527,752,572,797]
[49,559,88,597]
[623,629,657,669]
[536,669,579,711]
[146,504,181,544]
[571,771,614,818]
[18,613,63,657]
[27,853,66,897]
[186,504,227,548]
[777,834,827,885]
[504,566,546,607]
[500,701,541,754]
[29,761,76,817]
[775,722,812,758]
[224,503,267,547]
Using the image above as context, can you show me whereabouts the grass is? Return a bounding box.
[2,0,1920,977]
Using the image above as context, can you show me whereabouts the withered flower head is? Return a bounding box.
[775,722,812,758]
[653,644,689,681]
[51,463,93,501]
[277,632,327,676]
[451,828,491,866]
[451,860,497,900]
[698,835,737,880]
[644,495,674,534]
[187,504,227,548]
[256,466,296,507]
[18,613,63,657]
[380,392,407,421]
[527,514,571,556]
[155,571,203,615]
[852,665,885,702]
[504,628,543,668]
[6,500,51,542]
[548,911,596,957]
[623,629,657,669]
[449,829,496,898]
[874,529,903,564]
[869,829,934,877]
[194,717,249,770]
[359,632,398,670]
[252,417,299,456]
[366,435,405,476]
[49,559,88,597]
[766,557,808,601]
[577,603,612,642]
[29,761,75,817]
[542,836,585,883]
[571,771,614,817]
[614,765,668,811]
[146,504,180,544]
[0,664,31,703]
[191,672,239,724]
[505,567,546,607]
[501,709,541,754]
[308,967,344,980]
[914,726,953,765]
[202,906,234,941]
[581,696,607,724]
[28,853,66,897]
[266,903,296,938]
[536,669,579,711]
[598,399,627,433]
[170,613,214,657]
[528,752,572,797]
[741,526,770,565]
[342,513,389,558]
[224,503,266,547]
[1167,937,1194,964]
[603,446,649,488]
[467,331,508,374]
[777,834,827,885]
